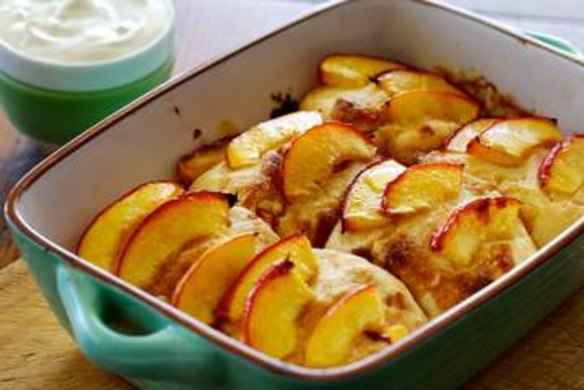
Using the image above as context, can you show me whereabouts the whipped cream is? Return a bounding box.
[0,0,172,63]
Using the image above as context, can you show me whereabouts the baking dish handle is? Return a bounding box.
[56,263,227,384]
[523,30,582,56]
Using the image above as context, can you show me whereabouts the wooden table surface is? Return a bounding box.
[1,1,584,388]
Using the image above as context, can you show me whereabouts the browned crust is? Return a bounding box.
[331,100,387,133]
[381,235,516,315]
[176,136,232,184]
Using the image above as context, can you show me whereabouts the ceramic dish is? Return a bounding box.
[5,1,584,389]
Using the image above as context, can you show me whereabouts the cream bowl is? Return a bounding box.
[5,1,584,388]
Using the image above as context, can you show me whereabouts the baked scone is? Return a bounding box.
[219,246,427,367]
[191,115,376,246]
[326,159,536,317]
[424,118,584,247]
[296,248,427,367]
[369,197,535,318]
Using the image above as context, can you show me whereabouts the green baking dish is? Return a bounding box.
[5,1,584,389]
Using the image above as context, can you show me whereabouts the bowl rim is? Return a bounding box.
[5,0,584,382]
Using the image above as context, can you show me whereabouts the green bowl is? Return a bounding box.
[0,57,174,146]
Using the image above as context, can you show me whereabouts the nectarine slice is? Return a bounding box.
[319,54,406,87]
[376,69,464,97]
[222,234,317,322]
[383,163,463,215]
[538,135,584,197]
[387,91,479,125]
[430,197,521,266]
[77,181,184,272]
[172,233,258,325]
[467,117,563,166]
[227,111,322,169]
[281,122,376,200]
[342,159,406,231]
[380,91,480,163]
[242,260,314,358]
[443,118,499,153]
[117,192,229,288]
[305,284,385,368]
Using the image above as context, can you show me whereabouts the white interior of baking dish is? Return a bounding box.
[14,0,584,252]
